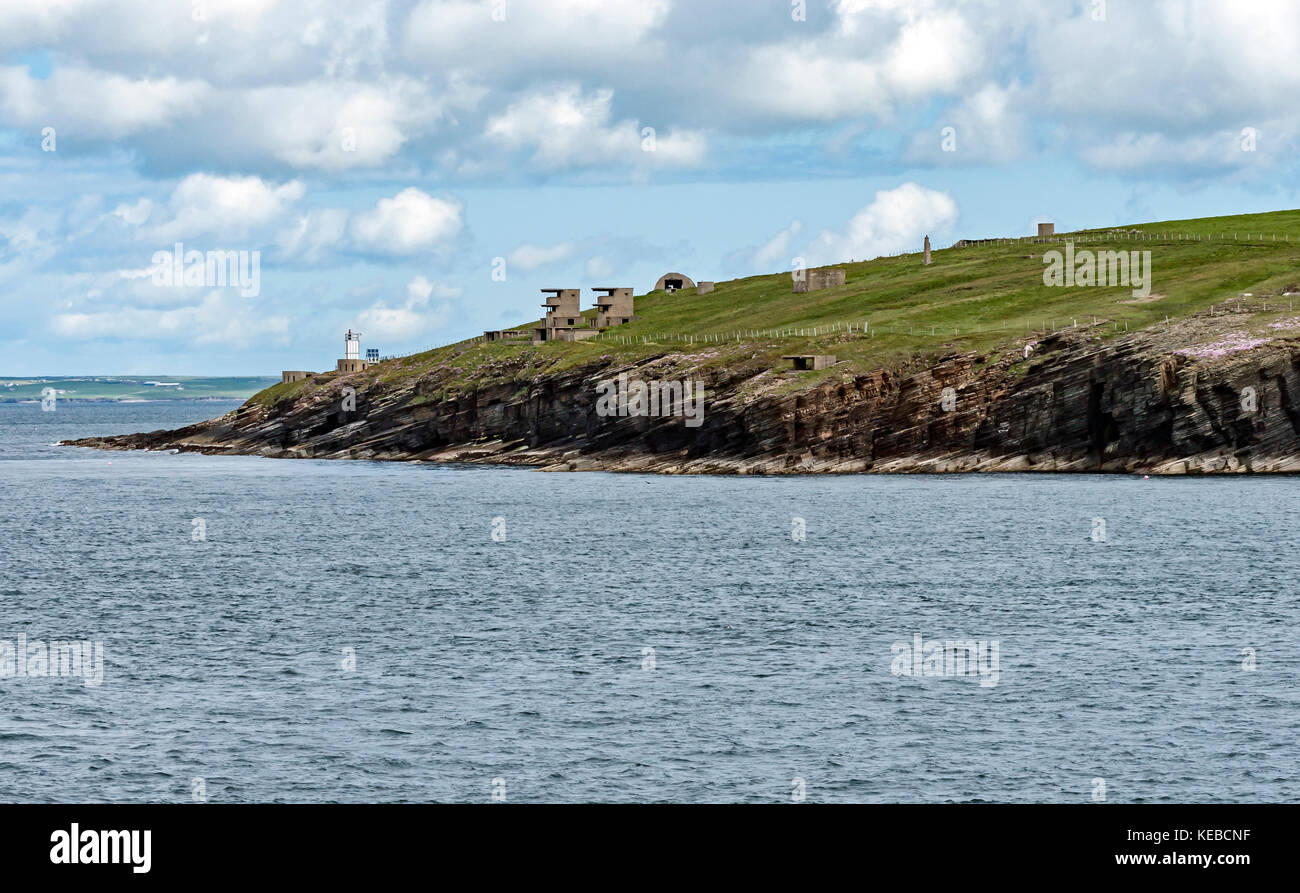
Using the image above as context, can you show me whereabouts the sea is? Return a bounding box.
[1,400,1296,803]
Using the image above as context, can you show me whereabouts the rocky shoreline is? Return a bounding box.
[63,311,1300,475]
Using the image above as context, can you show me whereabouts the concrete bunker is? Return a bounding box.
[534,288,584,342]
[783,354,837,371]
[592,287,634,327]
[792,267,846,293]
[654,272,695,292]
[483,329,532,343]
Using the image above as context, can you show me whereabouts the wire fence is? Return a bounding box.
[951,230,1298,249]
[592,319,1111,344]
[367,295,1297,366]
[588,297,1299,345]
[376,334,482,363]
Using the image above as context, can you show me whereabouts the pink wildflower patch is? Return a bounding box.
[1175,331,1271,358]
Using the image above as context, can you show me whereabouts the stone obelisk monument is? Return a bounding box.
[923,234,932,265]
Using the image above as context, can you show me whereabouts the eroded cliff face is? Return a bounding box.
[66,312,1300,474]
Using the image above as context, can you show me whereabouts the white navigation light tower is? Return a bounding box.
[336,328,368,373]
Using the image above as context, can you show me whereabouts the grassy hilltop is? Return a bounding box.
[256,208,1300,407]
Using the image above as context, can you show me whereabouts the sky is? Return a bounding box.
[3,0,1299,375]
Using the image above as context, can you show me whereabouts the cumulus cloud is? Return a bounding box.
[13,0,1300,374]
[277,208,350,261]
[754,220,803,270]
[804,183,958,266]
[353,274,460,341]
[0,64,207,139]
[708,3,982,125]
[3,0,1296,186]
[349,188,463,255]
[1077,125,1289,177]
[486,85,706,170]
[225,79,444,171]
[404,0,670,77]
[49,291,290,347]
[150,173,305,241]
[906,83,1031,165]
[110,198,155,227]
[507,242,576,271]
[585,255,614,280]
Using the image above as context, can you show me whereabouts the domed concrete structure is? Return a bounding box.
[653,272,695,292]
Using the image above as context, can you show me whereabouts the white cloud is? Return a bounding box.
[277,208,349,261]
[486,85,706,170]
[883,10,980,97]
[354,304,451,341]
[715,4,982,124]
[4,0,1300,186]
[1078,127,1281,175]
[405,274,461,304]
[906,83,1029,164]
[235,78,448,171]
[110,198,154,227]
[405,274,434,304]
[754,220,803,269]
[154,173,305,241]
[805,183,958,266]
[585,255,614,280]
[405,0,670,76]
[0,64,207,138]
[349,187,463,255]
[353,274,459,340]
[50,291,290,347]
[507,242,575,271]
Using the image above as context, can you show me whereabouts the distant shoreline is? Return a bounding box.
[3,396,246,404]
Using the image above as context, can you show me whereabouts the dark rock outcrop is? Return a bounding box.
[64,313,1300,474]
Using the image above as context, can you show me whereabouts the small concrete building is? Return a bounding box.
[697,281,715,294]
[592,287,634,327]
[783,354,837,371]
[534,288,585,342]
[483,329,532,343]
[654,272,695,292]
[1038,222,1055,237]
[336,358,366,373]
[792,267,846,293]
[551,328,600,342]
[281,370,313,384]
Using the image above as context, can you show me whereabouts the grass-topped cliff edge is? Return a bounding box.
[254,208,1300,411]
[69,208,1300,475]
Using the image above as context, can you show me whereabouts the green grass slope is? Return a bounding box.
[255,208,1300,406]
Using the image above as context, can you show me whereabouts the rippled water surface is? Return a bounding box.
[1,401,1297,802]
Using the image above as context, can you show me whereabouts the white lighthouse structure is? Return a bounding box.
[283,328,377,382]
[336,329,368,373]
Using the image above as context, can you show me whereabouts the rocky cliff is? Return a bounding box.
[65,309,1300,474]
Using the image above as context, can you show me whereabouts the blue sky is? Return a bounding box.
[3,0,1299,375]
